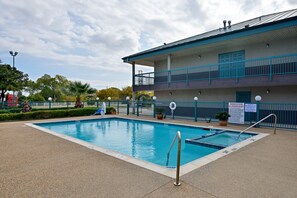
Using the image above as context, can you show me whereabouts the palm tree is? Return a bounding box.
[68,81,96,108]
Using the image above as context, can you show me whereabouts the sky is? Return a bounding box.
[0,0,296,90]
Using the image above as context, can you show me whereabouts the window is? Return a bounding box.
[219,50,245,78]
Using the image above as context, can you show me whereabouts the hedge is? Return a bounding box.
[0,107,76,114]
[0,107,116,121]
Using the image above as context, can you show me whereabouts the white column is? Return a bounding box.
[167,54,171,83]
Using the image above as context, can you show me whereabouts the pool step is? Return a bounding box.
[185,139,226,149]
[185,130,226,149]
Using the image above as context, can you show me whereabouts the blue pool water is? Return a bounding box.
[199,132,255,147]
[36,118,255,167]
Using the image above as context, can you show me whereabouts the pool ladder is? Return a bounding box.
[237,113,277,139]
[166,131,181,186]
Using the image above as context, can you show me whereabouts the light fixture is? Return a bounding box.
[198,91,202,95]
[255,95,262,102]
[9,51,18,67]
[126,96,130,100]
[266,89,270,94]
[48,97,52,101]
[96,97,99,100]
[107,96,111,101]
[194,97,198,101]
[266,43,270,48]
[152,96,157,100]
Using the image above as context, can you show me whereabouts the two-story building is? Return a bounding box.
[122,9,297,106]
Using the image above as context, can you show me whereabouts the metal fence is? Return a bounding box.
[143,100,297,130]
[1,100,296,130]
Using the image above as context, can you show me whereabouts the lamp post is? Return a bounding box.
[194,97,198,122]
[126,96,130,115]
[48,97,52,109]
[107,96,111,107]
[152,96,157,118]
[96,97,99,108]
[9,51,18,67]
[255,95,262,127]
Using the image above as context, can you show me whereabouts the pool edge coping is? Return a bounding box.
[25,115,269,178]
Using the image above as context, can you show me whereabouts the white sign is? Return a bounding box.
[228,102,245,124]
[245,103,257,112]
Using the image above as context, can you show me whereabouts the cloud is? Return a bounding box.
[0,0,296,89]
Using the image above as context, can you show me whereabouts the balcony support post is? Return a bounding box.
[269,58,273,81]
[132,62,135,88]
[167,54,171,86]
[186,68,189,86]
[208,67,211,85]
[132,62,136,114]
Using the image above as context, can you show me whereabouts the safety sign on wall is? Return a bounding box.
[228,102,245,124]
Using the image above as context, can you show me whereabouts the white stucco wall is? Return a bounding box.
[154,36,297,73]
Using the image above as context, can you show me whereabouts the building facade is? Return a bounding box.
[123,9,297,104]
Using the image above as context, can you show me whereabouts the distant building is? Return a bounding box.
[6,94,18,107]
[122,9,297,104]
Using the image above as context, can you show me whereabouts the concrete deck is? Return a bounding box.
[1,115,296,198]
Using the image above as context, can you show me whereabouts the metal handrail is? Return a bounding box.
[166,131,182,186]
[134,53,297,86]
[237,113,277,139]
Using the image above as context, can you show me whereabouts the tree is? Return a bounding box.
[0,64,29,101]
[27,93,46,101]
[136,91,154,101]
[68,81,96,108]
[119,86,132,100]
[25,80,39,96]
[96,87,121,100]
[35,74,69,101]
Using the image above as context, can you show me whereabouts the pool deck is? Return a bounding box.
[1,115,297,198]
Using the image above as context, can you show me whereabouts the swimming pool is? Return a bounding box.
[34,117,256,167]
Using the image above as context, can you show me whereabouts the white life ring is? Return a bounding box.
[169,102,177,110]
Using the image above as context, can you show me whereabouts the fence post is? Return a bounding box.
[256,101,260,127]
[153,96,157,118]
[136,100,139,116]
[126,96,130,115]
[194,97,198,122]
[255,95,262,128]
[108,97,111,107]
[96,97,99,108]
[48,97,52,109]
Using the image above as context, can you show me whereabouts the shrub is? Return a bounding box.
[215,112,230,121]
[106,107,116,114]
[0,107,77,114]
[0,108,97,121]
[156,108,164,114]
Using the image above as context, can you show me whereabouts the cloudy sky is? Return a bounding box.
[0,0,296,89]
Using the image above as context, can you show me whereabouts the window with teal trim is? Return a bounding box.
[219,50,245,78]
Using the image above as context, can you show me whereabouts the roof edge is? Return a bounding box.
[122,14,297,63]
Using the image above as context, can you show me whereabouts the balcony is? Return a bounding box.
[133,54,297,91]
